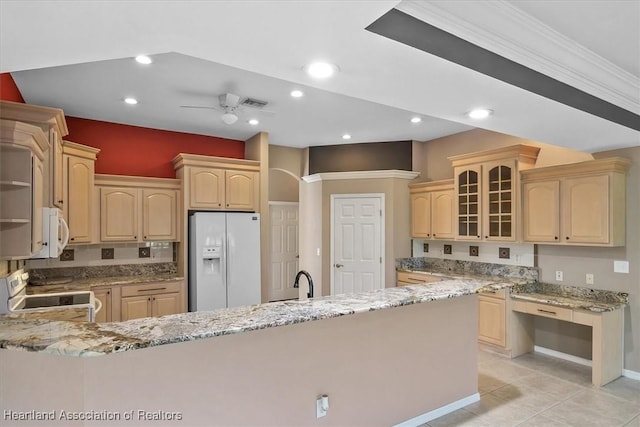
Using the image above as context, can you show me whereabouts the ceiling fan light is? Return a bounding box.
[221,112,238,125]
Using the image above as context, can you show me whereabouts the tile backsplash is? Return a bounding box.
[27,242,174,269]
[411,239,535,267]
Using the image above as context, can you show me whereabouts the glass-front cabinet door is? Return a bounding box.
[483,160,516,241]
[455,165,482,240]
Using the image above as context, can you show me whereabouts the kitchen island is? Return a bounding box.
[1,279,484,427]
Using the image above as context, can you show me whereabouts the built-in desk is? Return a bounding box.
[510,283,628,387]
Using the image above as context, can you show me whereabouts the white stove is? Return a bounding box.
[0,269,99,322]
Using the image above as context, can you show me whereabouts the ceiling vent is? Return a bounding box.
[241,97,269,109]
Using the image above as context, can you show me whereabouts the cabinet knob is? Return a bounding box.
[144,236,147,240]
[218,203,221,207]
[477,236,480,239]
[485,236,488,239]
[565,236,570,240]
[554,236,558,240]
[148,297,151,301]
[226,203,229,207]
[107,291,110,295]
[134,236,137,239]
[58,200,64,204]
[70,237,75,241]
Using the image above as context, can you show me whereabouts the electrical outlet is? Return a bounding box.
[316,394,329,418]
[423,243,429,253]
[444,244,452,255]
[586,273,594,285]
[499,247,510,259]
[555,271,563,281]
[469,246,479,257]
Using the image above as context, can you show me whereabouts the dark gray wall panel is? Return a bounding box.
[309,140,412,174]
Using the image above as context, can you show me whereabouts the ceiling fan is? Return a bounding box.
[181,93,273,125]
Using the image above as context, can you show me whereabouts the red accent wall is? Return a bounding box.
[0,73,25,103]
[66,117,245,178]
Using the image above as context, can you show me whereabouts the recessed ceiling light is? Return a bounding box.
[411,117,422,123]
[290,90,304,98]
[342,134,351,140]
[467,108,493,119]
[248,119,259,126]
[124,97,138,105]
[135,55,152,65]
[305,62,338,79]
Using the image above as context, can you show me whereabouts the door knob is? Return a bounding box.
[334,263,344,268]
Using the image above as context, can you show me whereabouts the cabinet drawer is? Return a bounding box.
[477,288,506,300]
[396,271,449,285]
[512,300,573,322]
[121,281,183,297]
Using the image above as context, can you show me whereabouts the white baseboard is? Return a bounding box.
[623,369,640,381]
[535,346,640,380]
[393,393,480,427]
[534,345,592,367]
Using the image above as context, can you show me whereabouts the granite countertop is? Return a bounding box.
[1,307,90,322]
[396,267,528,290]
[26,274,184,294]
[0,279,484,357]
[511,282,628,313]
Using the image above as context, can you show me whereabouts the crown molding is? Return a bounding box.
[302,170,419,183]
[396,0,640,114]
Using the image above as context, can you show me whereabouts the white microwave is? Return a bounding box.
[32,207,69,259]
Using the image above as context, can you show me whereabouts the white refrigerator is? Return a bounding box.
[189,212,261,311]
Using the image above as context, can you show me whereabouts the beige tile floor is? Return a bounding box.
[424,350,640,427]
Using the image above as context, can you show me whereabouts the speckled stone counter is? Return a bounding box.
[396,257,539,282]
[0,279,483,357]
[511,282,628,312]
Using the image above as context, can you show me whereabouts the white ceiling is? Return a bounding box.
[1,0,639,152]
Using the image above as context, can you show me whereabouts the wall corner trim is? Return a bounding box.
[302,169,419,183]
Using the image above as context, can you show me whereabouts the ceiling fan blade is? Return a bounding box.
[180,105,221,110]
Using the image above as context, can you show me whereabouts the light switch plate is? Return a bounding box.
[614,260,629,273]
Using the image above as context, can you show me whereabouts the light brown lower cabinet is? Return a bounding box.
[478,290,506,347]
[93,280,184,323]
[120,281,183,321]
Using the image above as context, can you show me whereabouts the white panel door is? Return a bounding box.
[332,196,383,295]
[268,203,299,301]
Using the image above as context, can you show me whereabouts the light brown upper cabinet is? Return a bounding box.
[173,153,260,212]
[225,170,258,210]
[100,187,138,242]
[63,141,99,244]
[189,167,225,209]
[0,101,69,210]
[521,158,629,246]
[0,120,49,259]
[449,145,540,241]
[142,188,177,241]
[96,175,180,243]
[409,180,454,239]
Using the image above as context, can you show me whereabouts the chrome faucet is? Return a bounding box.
[293,270,314,299]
